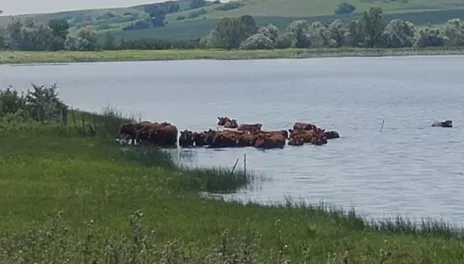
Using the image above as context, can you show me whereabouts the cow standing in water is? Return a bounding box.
[432,120,453,128]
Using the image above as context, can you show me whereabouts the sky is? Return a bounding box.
[1,0,166,15]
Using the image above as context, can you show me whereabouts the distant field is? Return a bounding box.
[118,8,464,41]
[172,0,464,19]
[1,0,464,41]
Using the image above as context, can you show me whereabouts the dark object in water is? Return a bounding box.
[431,120,453,128]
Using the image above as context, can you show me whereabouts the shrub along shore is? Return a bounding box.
[1,84,464,263]
[2,47,464,64]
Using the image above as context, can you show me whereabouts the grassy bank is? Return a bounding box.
[1,106,464,263]
[2,47,464,64]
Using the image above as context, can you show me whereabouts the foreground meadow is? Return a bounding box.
[2,47,464,64]
[1,86,464,262]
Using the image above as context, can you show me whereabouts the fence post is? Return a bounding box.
[72,109,76,130]
[81,112,86,134]
[62,107,68,125]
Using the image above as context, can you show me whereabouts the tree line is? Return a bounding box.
[1,7,464,51]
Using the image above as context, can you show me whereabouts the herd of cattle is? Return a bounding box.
[118,116,340,149]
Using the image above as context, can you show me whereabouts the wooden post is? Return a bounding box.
[243,153,247,178]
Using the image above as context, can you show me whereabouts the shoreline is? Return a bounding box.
[2,47,464,64]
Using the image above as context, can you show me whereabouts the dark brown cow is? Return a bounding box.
[119,122,138,144]
[324,131,340,139]
[179,130,195,147]
[217,117,232,126]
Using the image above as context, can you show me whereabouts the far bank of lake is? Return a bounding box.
[2,47,464,64]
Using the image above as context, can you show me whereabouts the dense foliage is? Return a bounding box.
[1,7,464,51]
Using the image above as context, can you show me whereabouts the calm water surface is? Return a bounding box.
[2,55,464,224]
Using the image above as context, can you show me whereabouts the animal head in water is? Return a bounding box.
[443,120,453,127]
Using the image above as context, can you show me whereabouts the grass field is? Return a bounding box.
[2,47,464,64]
[2,0,464,41]
[1,105,464,262]
[119,8,464,41]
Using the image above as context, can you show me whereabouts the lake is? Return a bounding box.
[2,55,464,224]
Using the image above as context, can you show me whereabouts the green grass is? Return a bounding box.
[198,0,464,18]
[2,47,464,64]
[1,105,464,262]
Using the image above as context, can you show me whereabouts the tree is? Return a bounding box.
[382,19,415,48]
[5,18,53,51]
[65,26,99,51]
[240,33,273,50]
[360,7,385,48]
[258,24,280,44]
[102,31,116,50]
[0,28,5,49]
[308,21,335,48]
[334,2,356,15]
[413,25,445,47]
[442,18,464,47]
[48,19,69,50]
[286,20,311,48]
[208,15,258,49]
[344,19,365,47]
[328,19,348,47]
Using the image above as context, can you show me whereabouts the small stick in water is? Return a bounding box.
[231,158,239,174]
[380,120,385,133]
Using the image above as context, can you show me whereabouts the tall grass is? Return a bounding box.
[3,47,464,65]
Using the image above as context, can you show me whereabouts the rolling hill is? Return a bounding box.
[1,0,464,41]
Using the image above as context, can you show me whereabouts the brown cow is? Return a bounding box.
[310,134,328,145]
[254,133,285,149]
[293,122,317,132]
[237,123,262,133]
[209,131,240,148]
[137,122,178,147]
[288,136,304,146]
[224,119,238,129]
[289,129,317,143]
[193,129,217,146]
[236,133,258,147]
[257,130,288,139]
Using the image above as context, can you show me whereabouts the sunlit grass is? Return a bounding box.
[2,47,464,64]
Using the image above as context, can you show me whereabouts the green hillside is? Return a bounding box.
[119,8,464,40]
[197,0,464,18]
[1,0,464,41]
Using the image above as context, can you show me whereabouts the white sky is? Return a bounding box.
[1,0,167,15]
